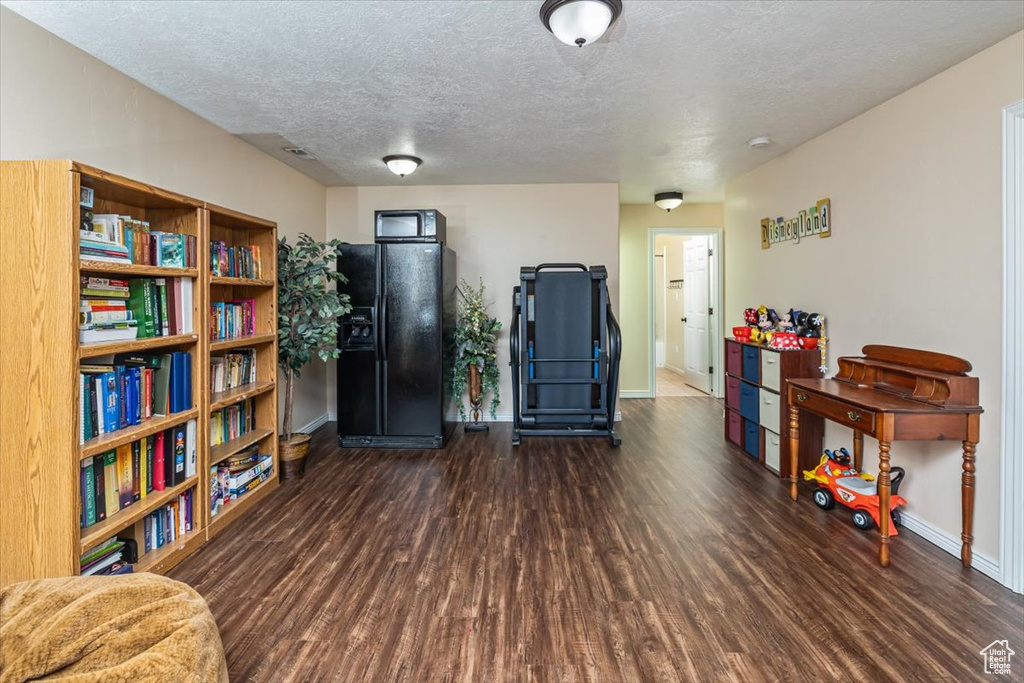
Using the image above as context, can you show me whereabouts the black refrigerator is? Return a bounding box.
[336,242,457,448]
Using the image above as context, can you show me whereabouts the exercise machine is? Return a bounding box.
[509,263,622,446]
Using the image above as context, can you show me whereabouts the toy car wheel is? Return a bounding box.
[851,509,874,531]
[812,488,835,510]
[892,509,903,528]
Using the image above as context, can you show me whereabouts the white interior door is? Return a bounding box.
[683,236,711,393]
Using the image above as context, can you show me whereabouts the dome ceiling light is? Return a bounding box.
[540,0,623,48]
[654,191,684,212]
[383,155,422,177]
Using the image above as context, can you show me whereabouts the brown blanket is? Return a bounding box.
[0,574,228,683]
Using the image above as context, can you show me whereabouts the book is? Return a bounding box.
[145,437,154,495]
[116,444,133,510]
[152,354,173,416]
[80,458,96,527]
[93,455,106,522]
[80,324,138,344]
[153,431,166,491]
[103,451,119,514]
[185,419,197,478]
[172,424,187,486]
[127,279,157,338]
[155,278,170,336]
[131,440,141,503]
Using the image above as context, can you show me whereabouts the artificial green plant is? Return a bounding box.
[451,278,502,420]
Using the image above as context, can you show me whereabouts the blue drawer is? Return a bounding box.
[739,381,759,423]
[742,345,760,382]
[744,420,760,458]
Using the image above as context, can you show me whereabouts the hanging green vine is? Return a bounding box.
[451,278,502,420]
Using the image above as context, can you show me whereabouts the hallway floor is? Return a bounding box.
[655,366,708,397]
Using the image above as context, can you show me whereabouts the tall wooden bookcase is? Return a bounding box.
[0,160,279,587]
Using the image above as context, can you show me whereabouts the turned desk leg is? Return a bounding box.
[962,439,977,568]
[789,405,800,501]
[877,440,892,567]
[852,431,863,472]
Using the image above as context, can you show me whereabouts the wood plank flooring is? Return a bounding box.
[170,398,1024,682]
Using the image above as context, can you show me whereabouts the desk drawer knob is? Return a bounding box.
[796,393,808,403]
[847,410,862,422]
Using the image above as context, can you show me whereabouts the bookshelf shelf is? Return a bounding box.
[209,276,273,287]
[209,428,274,467]
[79,260,199,278]
[209,332,276,352]
[80,408,199,459]
[0,160,279,588]
[210,380,276,412]
[79,333,199,359]
[79,475,199,553]
[207,475,278,538]
[133,527,205,575]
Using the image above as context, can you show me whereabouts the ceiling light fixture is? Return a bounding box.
[540,0,623,48]
[382,154,422,178]
[748,136,772,149]
[654,191,684,212]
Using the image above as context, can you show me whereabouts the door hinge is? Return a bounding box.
[708,307,714,315]
[708,248,713,256]
[709,366,714,374]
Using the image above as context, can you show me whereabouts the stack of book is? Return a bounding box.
[210,299,255,341]
[210,349,256,393]
[79,537,133,576]
[210,398,256,447]
[80,276,138,343]
[79,419,197,529]
[143,490,194,552]
[82,212,197,268]
[126,277,194,338]
[210,445,274,517]
[210,241,262,278]
[79,352,192,443]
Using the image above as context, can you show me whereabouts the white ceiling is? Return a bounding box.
[4,1,1022,202]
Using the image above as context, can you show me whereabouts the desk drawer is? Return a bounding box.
[792,388,876,432]
[739,381,759,423]
[764,428,781,472]
[742,346,760,382]
[726,341,742,376]
[726,376,741,410]
[759,388,781,431]
[760,349,781,391]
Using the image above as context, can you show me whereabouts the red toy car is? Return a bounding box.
[803,447,906,533]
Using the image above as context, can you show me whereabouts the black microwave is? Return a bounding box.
[374,209,447,244]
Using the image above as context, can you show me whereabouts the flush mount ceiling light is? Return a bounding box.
[748,136,772,149]
[654,191,684,212]
[540,0,623,48]
[382,155,422,178]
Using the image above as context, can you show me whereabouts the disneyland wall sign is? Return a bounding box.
[760,198,831,249]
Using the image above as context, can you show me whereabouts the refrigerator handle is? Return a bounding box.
[379,248,388,435]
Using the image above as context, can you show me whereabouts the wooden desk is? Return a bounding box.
[786,345,983,567]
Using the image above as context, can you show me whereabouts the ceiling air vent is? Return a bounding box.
[284,147,319,160]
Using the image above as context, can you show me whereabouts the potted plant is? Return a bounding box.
[277,234,352,477]
[451,278,501,431]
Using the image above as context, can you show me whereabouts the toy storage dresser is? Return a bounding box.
[724,338,823,477]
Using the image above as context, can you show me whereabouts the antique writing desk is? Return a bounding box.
[787,345,982,567]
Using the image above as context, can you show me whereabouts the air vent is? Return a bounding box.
[283,147,319,160]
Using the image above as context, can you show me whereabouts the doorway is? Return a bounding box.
[649,228,724,399]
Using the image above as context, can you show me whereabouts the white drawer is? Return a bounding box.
[759,388,781,432]
[764,428,781,473]
[760,349,781,391]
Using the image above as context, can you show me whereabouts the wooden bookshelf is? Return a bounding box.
[0,161,280,588]
[209,428,274,467]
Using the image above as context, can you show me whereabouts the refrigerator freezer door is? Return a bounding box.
[337,244,381,438]
[383,243,442,436]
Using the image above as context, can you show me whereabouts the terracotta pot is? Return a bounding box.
[279,433,312,479]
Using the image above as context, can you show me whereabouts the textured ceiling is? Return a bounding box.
[3,1,1022,202]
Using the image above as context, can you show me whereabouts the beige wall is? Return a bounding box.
[0,7,330,432]
[619,203,724,393]
[325,184,620,418]
[724,31,1024,564]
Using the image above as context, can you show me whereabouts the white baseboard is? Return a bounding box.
[899,511,1001,583]
[296,412,331,434]
[663,363,686,377]
[620,390,653,399]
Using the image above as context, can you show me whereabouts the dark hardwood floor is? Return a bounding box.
[171,398,1023,682]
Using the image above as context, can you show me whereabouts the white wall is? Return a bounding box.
[0,6,330,431]
[325,184,620,419]
[724,31,1024,567]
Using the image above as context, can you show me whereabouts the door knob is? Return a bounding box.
[682,317,688,322]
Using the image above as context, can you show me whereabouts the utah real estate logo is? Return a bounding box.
[979,640,1015,675]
